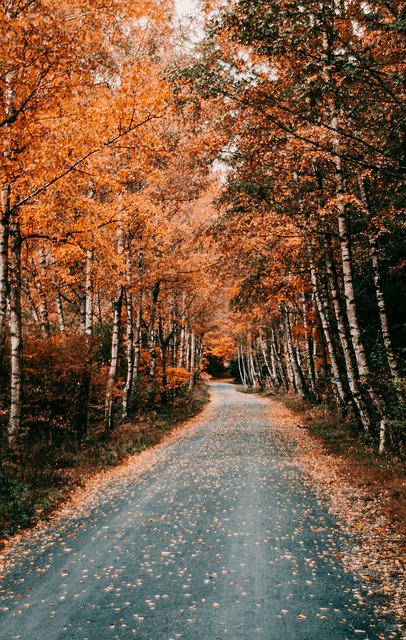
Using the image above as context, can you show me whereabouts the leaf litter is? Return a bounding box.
[0,386,404,639]
[266,399,405,637]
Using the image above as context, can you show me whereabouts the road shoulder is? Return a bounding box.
[264,398,405,634]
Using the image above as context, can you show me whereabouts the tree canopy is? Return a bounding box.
[0,0,404,459]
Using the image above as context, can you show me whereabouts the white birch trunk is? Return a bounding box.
[185,329,191,372]
[332,116,388,449]
[26,287,40,324]
[85,248,93,336]
[283,331,296,393]
[0,186,9,366]
[32,249,50,337]
[247,337,259,388]
[105,228,125,430]
[283,309,308,399]
[0,51,13,367]
[301,293,317,395]
[271,326,289,390]
[237,344,247,386]
[147,282,160,403]
[358,174,401,400]
[132,253,143,384]
[104,286,123,431]
[79,296,86,334]
[9,213,23,446]
[306,237,346,405]
[259,329,275,385]
[368,233,400,382]
[50,254,65,332]
[188,331,196,390]
[55,290,65,332]
[325,251,371,432]
[268,334,280,387]
[122,257,134,419]
[178,324,186,368]
[133,288,142,383]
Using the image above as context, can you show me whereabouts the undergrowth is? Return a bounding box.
[0,384,209,548]
[272,391,406,537]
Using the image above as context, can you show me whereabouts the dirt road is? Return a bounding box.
[0,383,401,639]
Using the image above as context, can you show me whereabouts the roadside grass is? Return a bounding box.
[0,384,209,548]
[272,391,406,537]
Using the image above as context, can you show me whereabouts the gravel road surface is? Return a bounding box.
[0,383,401,639]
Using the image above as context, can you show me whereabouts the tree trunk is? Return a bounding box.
[55,289,65,332]
[268,329,281,388]
[325,250,371,432]
[259,329,276,386]
[188,331,196,390]
[301,292,317,397]
[50,255,65,332]
[333,120,388,449]
[178,324,186,368]
[306,236,347,405]
[147,281,161,405]
[9,213,23,447]
[358,174,401,399]
[271,326,289,391]
[132,253,143,385]
[32,249,50,337]
[0,178,10,368]
[283,308,308,399]
[79,295,86,334]
[104,286,123,431]
[85,248,93,336]
[122,288,134,419]
[237,344,247,385]
[122,247,135,419]
[368,233,400,382]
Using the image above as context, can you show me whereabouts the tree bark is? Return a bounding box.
[325,249,371,431]
[188,331,196,390]
[147,281,161,405]
[358,174,401,398]
[237,344,247,386]
[301,292,317,397]
[122,246,135,419]
[104,286,123,431]
[132,252,143,385]
[9,213,23,446]
[55,289,65,332]
[306,236,347,405]
[85,248,93,336]
[332,120,388,449]
[0,187,9,368]
[32,249,50,337]
[283,308,308,399]
[259,329,276,386]
[122,289,134,419]
[271,326,289,391]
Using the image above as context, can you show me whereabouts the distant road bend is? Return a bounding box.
[0,382,401,639]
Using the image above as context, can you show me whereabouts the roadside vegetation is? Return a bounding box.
[0,382,208,548]
[252,386,406,537]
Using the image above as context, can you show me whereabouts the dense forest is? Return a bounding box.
[0,0,405,521]
[172,0,406,454]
